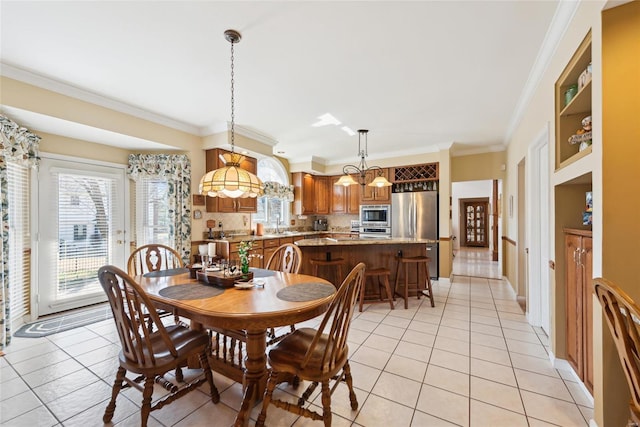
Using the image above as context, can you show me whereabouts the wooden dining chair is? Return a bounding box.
[127,243,185,276]
[256,262,366,427]
[265,243,303,274]
[98,265,219,427]
[594,277,640,426]
[265,243,303,344]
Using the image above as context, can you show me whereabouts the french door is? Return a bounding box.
[37,156,127,316]
[462,199,489,247]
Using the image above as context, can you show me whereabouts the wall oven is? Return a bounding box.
[359,204,391,237]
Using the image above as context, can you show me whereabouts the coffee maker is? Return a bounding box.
[313,218,328,231]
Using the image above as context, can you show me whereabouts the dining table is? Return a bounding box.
[133,267,336,427]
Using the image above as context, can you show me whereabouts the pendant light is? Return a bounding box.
[335,129,392,188]
[199,29,264,199]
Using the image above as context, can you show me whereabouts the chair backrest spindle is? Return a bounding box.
[301,262,365,372]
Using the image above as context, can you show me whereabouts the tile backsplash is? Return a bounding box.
[193,211,358,240]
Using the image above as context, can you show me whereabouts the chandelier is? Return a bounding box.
[199,30,264,199]
[334,129,392,188]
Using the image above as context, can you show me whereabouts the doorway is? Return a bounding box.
[36,155,128,316]
[460,198,490,247]
[451,181,501,279]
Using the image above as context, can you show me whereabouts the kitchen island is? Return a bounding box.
[295,237,437,290]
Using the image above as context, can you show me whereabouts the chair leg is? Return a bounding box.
[343,361,359,410]
[140,376,155,427]
[321,381,332,427]
[423,264,435,307]
[175,366,184,382]
[103,366,126,423]
[403,264,409,309]
[256,370,279,427]
[199,351,220,403]
[359,276,366,312]
[381,274,394,310]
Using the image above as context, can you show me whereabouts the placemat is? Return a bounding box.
[276,282,335,302]
[250,268,277,278]
[159,284,224,300]
[143,267,190,278]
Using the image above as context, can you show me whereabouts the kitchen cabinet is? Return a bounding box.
[564,228,593,394]
[361,168,391,204]
[262,238,280,265]
[205,148,258,213]
[228,240,264,268]
[330,175,360,214]
[292,172,315,215]
[314,176,330,214]
[292,172,330,215]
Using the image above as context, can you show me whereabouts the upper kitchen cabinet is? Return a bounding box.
[293,172,331,215]
[205,148,258,213]
[330,175,359,214]
[361,168,391,204]
[555,31,592,171]
[292,172,314,215]
[314,175,330,214]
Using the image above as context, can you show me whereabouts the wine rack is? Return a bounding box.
[392,163,438,183]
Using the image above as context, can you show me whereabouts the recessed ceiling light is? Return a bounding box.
[312,113,341,127]
[277,150,285,154]
[241,150,249,155]
[341,126,355,136]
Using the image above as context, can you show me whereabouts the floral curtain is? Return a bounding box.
[127,154,192,263]
[263,181,294,201]
[0,114,41,349]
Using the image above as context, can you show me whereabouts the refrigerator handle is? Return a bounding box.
[411,195,415,238]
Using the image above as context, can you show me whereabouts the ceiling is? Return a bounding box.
[0,1,563,166]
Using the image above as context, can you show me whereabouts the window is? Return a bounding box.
[7,163,31,326]
[135,178,171,246]
[255,157,291,228]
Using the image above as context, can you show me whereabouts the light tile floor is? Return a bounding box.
[452,247,502,279]
[0,275,593,427]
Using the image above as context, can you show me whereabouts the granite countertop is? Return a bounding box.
[195,230,357,244]
[295,237,439,247]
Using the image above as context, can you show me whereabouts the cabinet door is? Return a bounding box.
[565,233,583,376]
[314,176,330,214]
[293,172,316,215]
[331,176,346,214]
[361,168,390,203]
[582,236,594,394]
[236,155,258,213]
[347,181,361,214]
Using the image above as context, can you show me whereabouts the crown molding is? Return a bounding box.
[1,62,201,135]
[504,1,580,142]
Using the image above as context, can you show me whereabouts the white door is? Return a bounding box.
[37,156,127,316]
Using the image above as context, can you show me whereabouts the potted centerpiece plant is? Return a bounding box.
[238,240,255,277]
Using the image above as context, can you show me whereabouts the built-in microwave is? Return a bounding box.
[359,204,391,228]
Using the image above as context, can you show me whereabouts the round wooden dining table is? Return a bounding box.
[133,269,336,427]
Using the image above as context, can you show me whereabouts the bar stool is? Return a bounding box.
[359,267,394,312]
[394,255,435,309]
[310,254,344,288]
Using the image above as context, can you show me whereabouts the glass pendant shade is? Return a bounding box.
[336,174,358,186]
[368,175,392,187]
[199,152,263,198]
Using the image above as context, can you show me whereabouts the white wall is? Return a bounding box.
[452,180,493,251]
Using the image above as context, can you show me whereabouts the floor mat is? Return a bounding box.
[13,304,112,338]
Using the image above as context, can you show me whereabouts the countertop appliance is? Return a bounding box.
[392,192,438,278]
[359,204,391,238]
[313,218,328,231]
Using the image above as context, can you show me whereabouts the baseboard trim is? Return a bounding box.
[549,350,595,408]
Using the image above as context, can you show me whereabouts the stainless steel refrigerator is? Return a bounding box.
[392,191,439,278]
